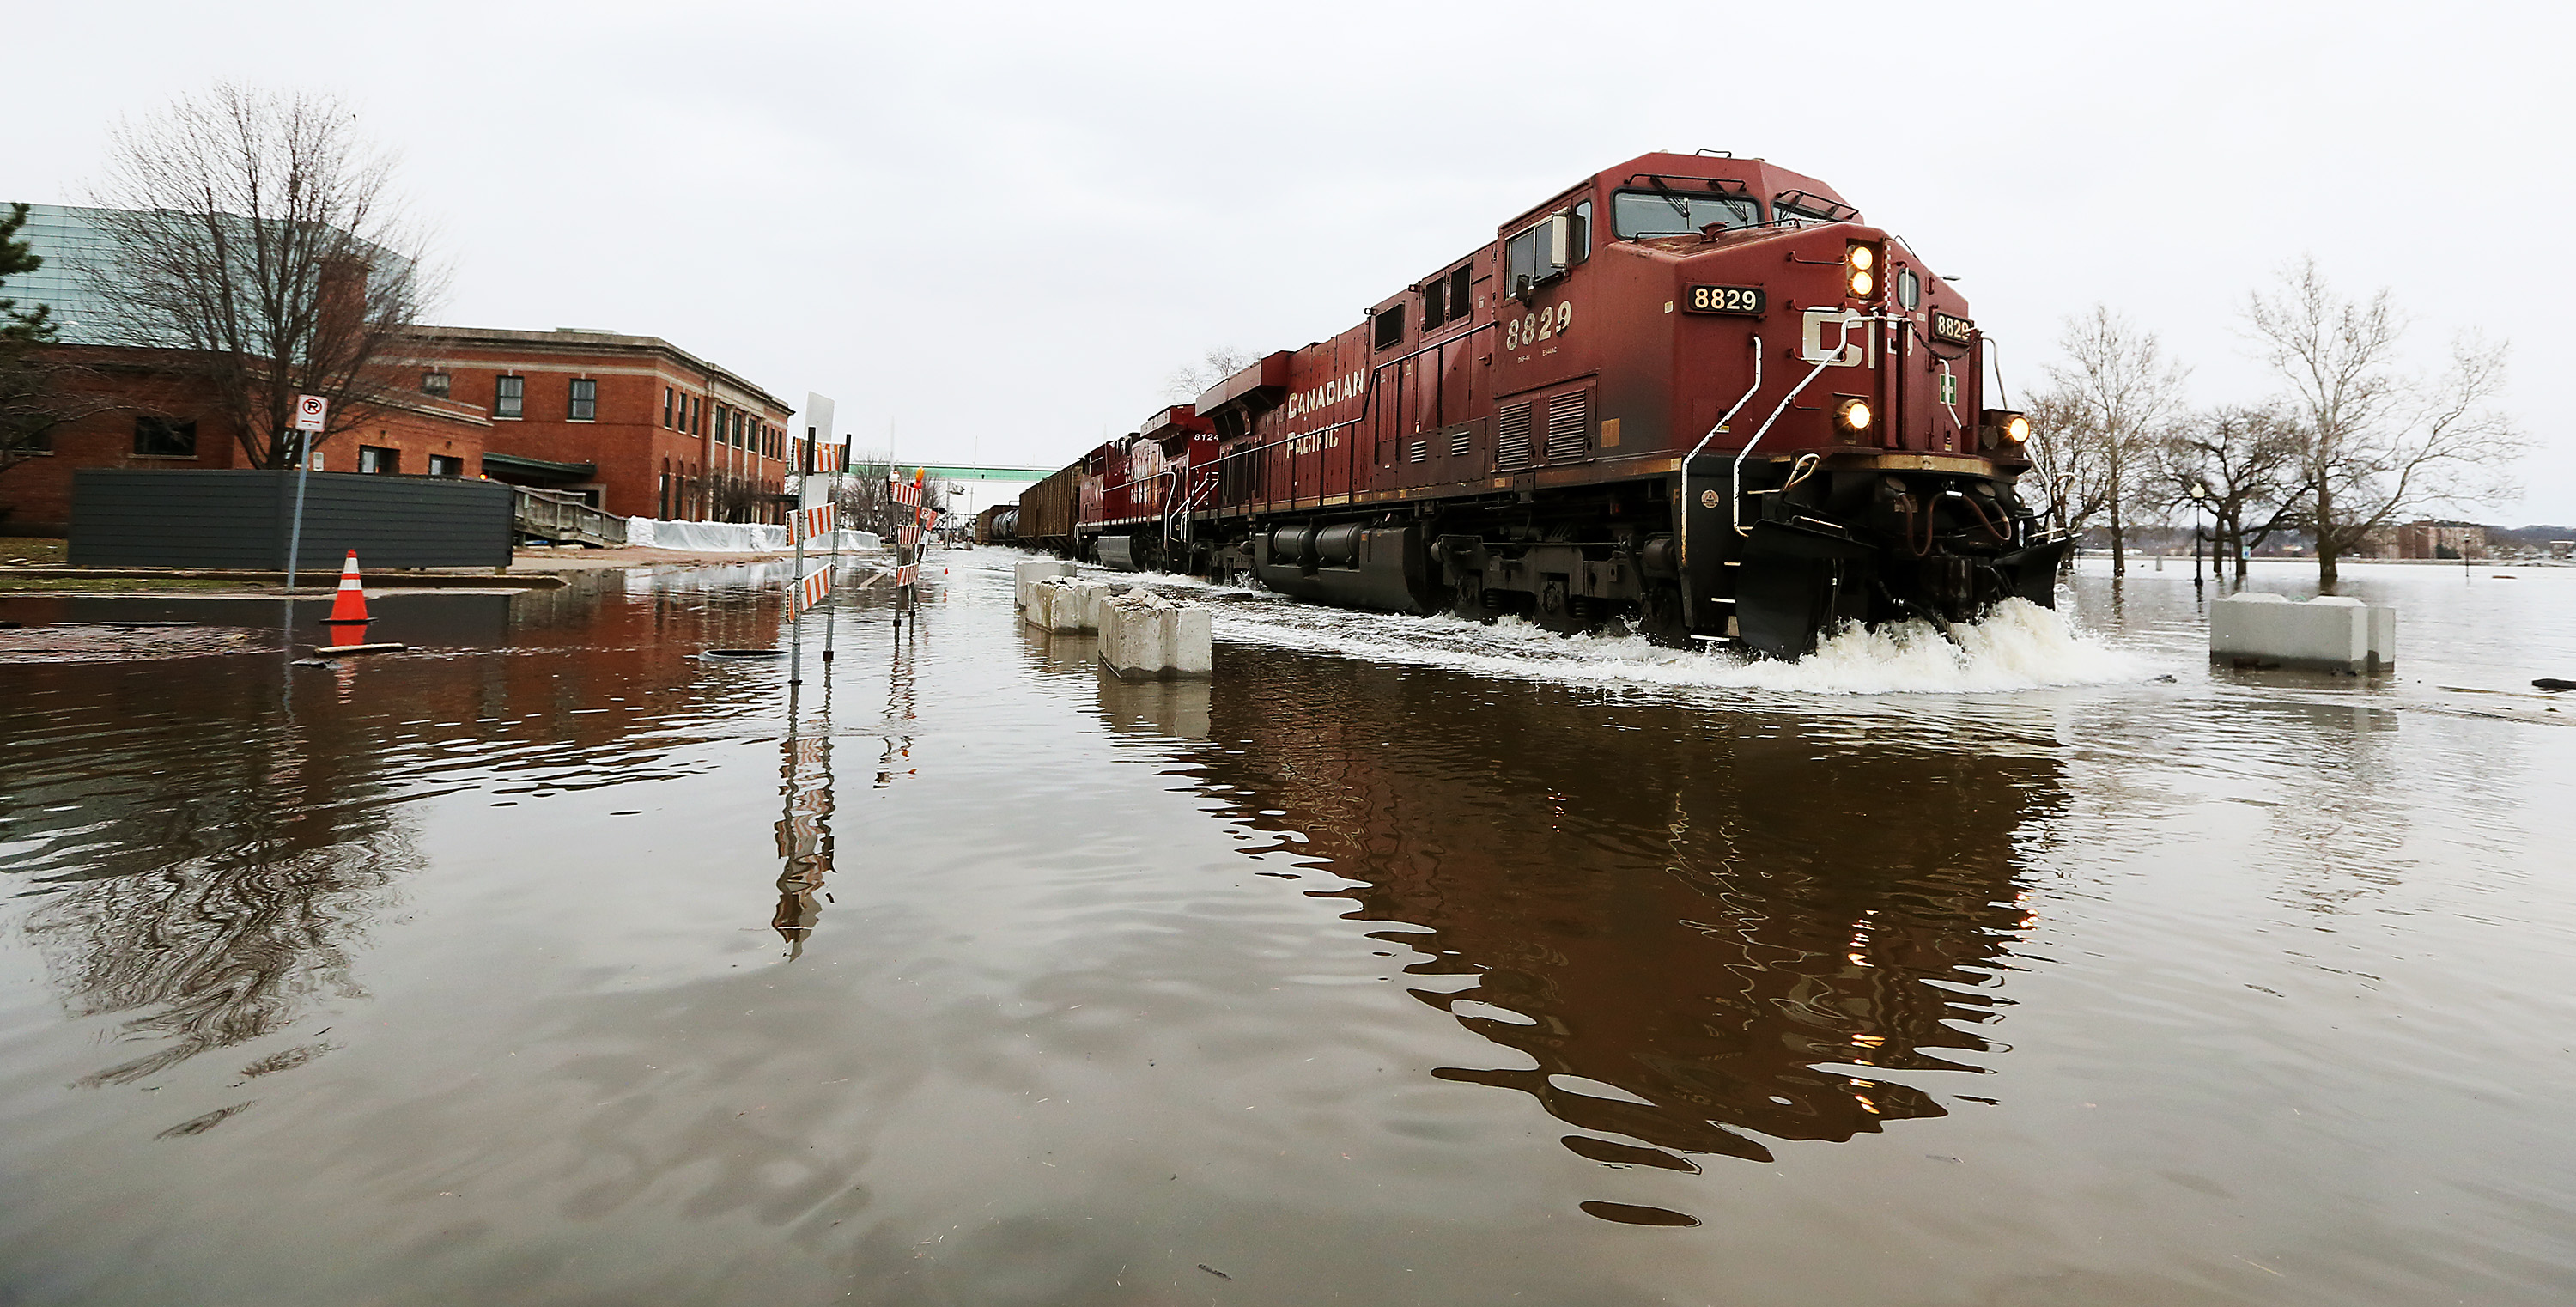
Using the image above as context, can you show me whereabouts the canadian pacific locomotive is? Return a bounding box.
[1007,151,2069,657]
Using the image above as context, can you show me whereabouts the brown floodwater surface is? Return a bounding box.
[3,555,2574,1305]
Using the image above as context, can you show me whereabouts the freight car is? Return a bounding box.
[973,504,1017,545]
[1020,150,2070,657]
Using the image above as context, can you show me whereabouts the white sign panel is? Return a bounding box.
[799,392,837,508]
[293,393,329,432]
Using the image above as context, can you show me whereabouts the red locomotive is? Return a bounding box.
[1012,151,2069,657]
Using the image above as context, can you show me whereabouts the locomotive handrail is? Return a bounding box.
[1678,337,1764,573]
[1733,349,1845,536]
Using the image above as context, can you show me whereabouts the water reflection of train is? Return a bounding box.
[1141,647,2063,1169]
[989,151,2067,657]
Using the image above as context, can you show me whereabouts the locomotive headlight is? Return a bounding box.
[1844,240,1886,301]
[1837,398,1874,432]
[1979,408,2030,449]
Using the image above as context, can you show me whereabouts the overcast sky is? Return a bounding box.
[15,0,2573,522]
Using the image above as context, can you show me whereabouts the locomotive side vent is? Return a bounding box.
[1408,440,1428,464]
[1545,392,1589,463]
[1498,403,1532,471]
[1449,428,1472,459]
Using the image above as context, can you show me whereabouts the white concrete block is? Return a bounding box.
[2211,592,2394,672]
[1096,591,1211,679]
[1014,559,1075,610]
[1067,580,1115,633]
[1165,604,1212,677]
[1097,593,1165,678]
[1039,578,1085,634]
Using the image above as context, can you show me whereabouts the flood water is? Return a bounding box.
[3,553,2574,1305]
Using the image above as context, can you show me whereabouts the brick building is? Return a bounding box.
[394,326,796,523]
[0,344,491,536]
[2395,520,2488,561]
[4,204,798,532]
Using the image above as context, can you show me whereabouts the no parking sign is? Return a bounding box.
[293,393,328,432]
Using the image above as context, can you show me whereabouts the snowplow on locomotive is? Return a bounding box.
[1012,151,2071,658]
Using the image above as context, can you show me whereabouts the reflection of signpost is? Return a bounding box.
[283,393,330,596]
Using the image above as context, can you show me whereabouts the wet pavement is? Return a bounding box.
[3,553,2573,1304]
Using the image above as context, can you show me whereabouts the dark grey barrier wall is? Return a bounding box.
[69,469,514,569]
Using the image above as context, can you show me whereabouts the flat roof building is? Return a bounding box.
[396,326,797,522]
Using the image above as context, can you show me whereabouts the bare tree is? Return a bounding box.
[830,457,947,539]
[708,473,766,523]
[87,85,442,469]
[0,354,119,491]
[2020,387,2110,550]
[1162,346,1255,404]
[2034,307,2190,575]
[2245,258,2525,588]
[2153,403,2307,581]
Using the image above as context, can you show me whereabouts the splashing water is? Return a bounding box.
[1056,558,2150,696]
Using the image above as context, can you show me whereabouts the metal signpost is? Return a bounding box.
[787,394,841,686]
[283,393,328,593]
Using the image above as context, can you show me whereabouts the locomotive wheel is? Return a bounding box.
[1452,574,1491,623]
[1637,583,1690,648]
[1535,578,1582,635]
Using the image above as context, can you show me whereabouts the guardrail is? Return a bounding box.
[512,487,627,548]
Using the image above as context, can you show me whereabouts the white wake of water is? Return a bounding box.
[981,553,2153,697]
[1159,574,2143,696]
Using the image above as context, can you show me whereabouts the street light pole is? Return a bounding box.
[2189,483,2208,598]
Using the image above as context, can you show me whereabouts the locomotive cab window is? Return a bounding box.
[1420,278,1447,331]
[1449,264,1473,319]
[1504,206,1585,301]
[1611,190,1759,239]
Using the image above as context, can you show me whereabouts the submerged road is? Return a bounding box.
[2,554,2573,1304]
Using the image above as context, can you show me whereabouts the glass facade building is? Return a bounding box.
[7,204,132,345]
[6,202,409,348]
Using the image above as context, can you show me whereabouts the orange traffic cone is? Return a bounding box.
[324,550,371,630]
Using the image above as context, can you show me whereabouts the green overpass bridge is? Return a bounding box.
[895,463,1058,483]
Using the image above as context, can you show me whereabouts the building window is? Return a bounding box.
[569,378,598,421]
[422,371,451,398]
[133,416,197,458]
[663,386,674,429]
[428,454,464,477]
[359,445,400,474]
[495,374,524,418]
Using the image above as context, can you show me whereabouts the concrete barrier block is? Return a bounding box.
[1067,579,1115,633]
[1039,578,1085,634]
[1014,559,1075,610]
[1165,604,1212,677]
[1097,594,1165,678]
[1098,592,1212,679]
[2211,592,2394,672]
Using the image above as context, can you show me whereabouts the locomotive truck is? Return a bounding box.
[1013,150,2070,657]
